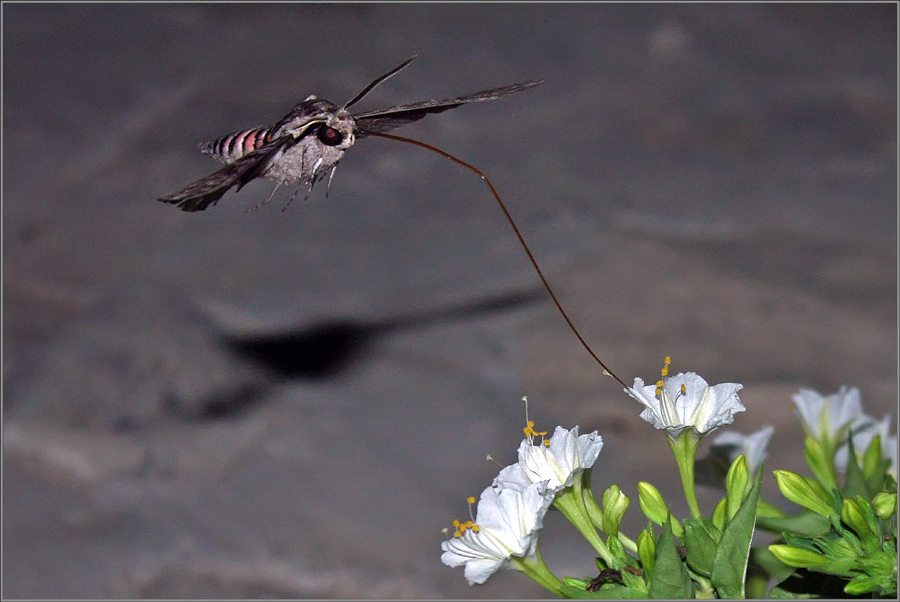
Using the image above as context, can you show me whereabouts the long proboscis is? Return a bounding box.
[371,131,627,389]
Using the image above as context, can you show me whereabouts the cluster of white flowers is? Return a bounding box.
[440,425,603,585]
[441,369,896,588]
[793,385,898,473]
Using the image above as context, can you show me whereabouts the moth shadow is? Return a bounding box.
[224,288,544,381]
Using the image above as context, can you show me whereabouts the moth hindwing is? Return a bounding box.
[158,56,542,212]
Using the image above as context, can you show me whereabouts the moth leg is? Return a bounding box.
[245,182,282,213]
[302,157,325,202]
[325,164,338,198]
[281,187,301,212]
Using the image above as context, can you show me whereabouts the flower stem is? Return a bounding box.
[509,543,563,594]
[554,480,618,568]
[669,431,703,519]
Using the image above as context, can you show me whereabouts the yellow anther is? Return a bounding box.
[681,384,687,394]
[472,524,480,533]
[665,356,671,365]
[466,496,476,504]
[656,380,665,388]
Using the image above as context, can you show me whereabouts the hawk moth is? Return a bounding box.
[158,56,542,212]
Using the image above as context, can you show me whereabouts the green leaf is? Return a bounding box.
[710,465,763,598]
[756,511,831,537]
[683,516,719,577]
[648,517,693,599]
[862,434,884,480]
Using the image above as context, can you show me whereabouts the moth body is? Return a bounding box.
[158,56,541,212]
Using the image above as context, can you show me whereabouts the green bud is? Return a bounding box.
[601,485,630,536]
[725,454,750,520]
[841,498,876,542]
[711,497,728,532]
[774,470,836,517]
[637,482,668,526]
[844,574,884,596]
[606,532,625,559]
[872,491,897,519]
[637,529,656,575]
[768,544,827,568]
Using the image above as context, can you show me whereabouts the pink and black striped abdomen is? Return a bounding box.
[201,126,276,164]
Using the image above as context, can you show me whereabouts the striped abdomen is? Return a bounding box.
[201,127,276,164]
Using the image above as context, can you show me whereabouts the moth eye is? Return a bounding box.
[317,125,344,147]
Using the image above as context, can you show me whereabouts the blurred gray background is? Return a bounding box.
[3,4,896,598]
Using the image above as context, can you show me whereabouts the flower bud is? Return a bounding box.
[768,544,827,568]
[872,491,897,520]
[637,529,656,575]
[841,498,875,541]
[774,470,835,517]
[601,485,630,536]
[637,482,668,526]
[725,454,749,519]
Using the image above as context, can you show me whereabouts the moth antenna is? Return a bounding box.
[370,132,627,389]
[246,182,282,213]
[342,55,419,111]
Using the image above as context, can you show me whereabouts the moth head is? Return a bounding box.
[317,109,356,150]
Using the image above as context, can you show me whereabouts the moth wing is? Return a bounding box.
[158,137,292,212]
[353,80,543,137]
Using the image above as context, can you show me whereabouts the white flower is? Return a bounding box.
[441,480,552,585]
[493,425,603,493]
[792,386,868,441]
[835,413,898,474]
[627,372,745,438]
[712,425,775,473]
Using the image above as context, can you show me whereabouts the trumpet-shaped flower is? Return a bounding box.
[712,425,775,473]
[792,386,868,442]
[627,372,745,438]
[493,425,603,493]
[441,480,553,585]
